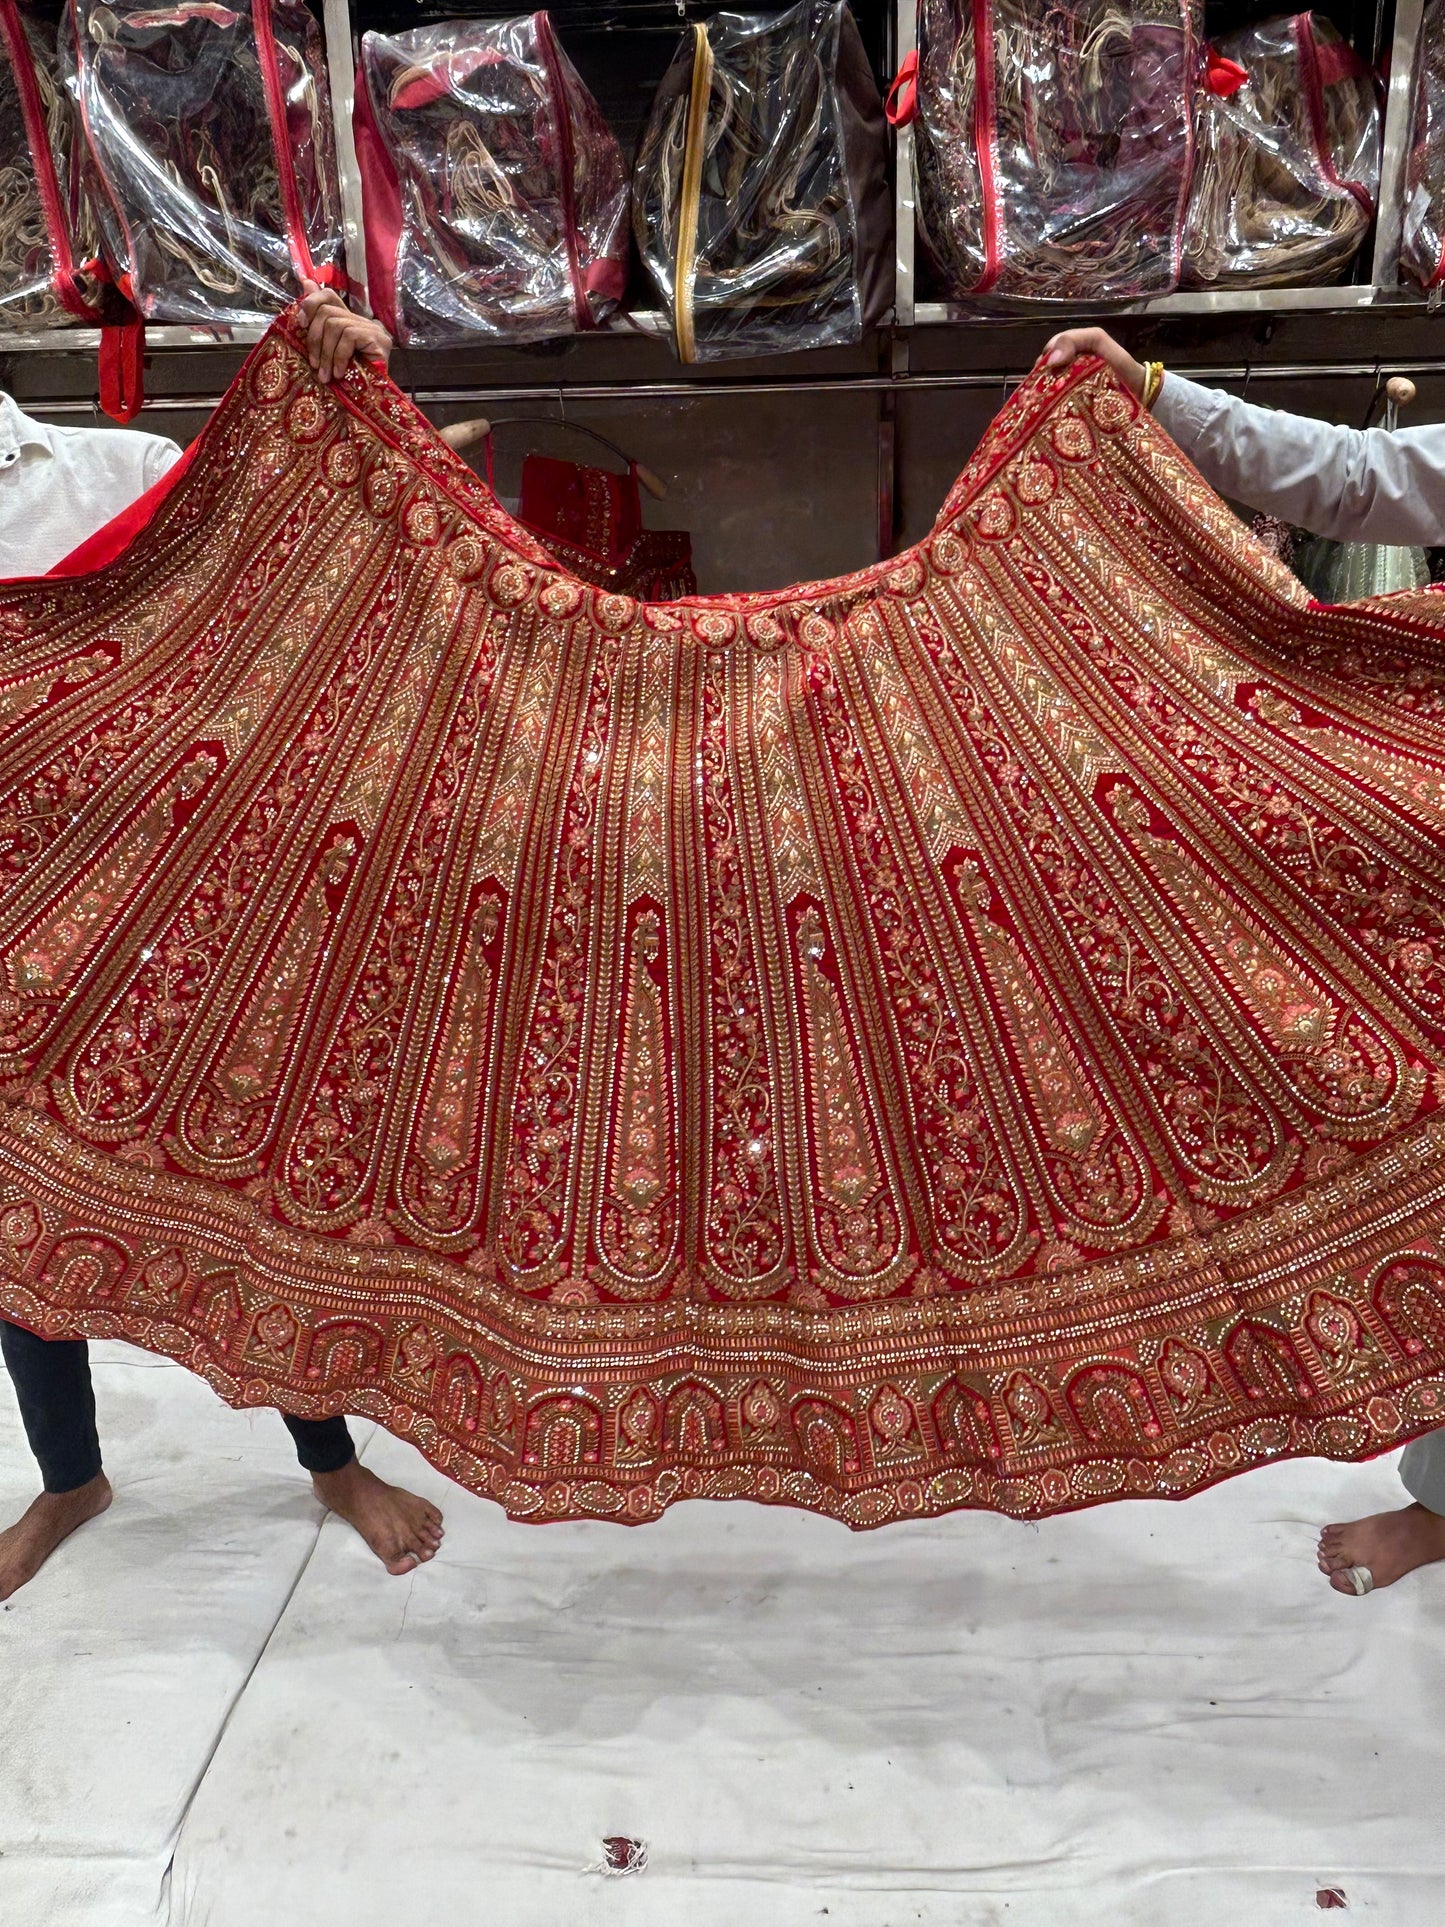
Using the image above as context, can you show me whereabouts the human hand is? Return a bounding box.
[299,278,392,384]
[1034,327,1146,402]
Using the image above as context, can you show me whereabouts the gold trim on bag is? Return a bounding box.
[674,21,713,365]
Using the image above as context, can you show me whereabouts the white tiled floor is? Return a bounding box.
[3,1345,1443,1926]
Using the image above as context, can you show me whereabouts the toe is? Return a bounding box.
[385,1548,421,1576]
[1328,1569,1358,1595]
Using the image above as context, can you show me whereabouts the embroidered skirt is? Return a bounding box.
[2,315,1445,1525]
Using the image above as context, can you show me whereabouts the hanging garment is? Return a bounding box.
[353,14,629,348]
[911,0,1201,302]
[0,0,104,331]
[1296,536,1430,603]
[1182,14,1380,290]
[1291,388,1429,603]
[4,316,1445,1528]
[518,452,697,601]
[1402,0,1445,294]
[61,0,345,325]
[633,0,891,363]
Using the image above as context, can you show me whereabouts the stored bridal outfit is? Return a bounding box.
[3,313,1445,1530]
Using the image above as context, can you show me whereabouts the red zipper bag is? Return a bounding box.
[903,0,1200,303]
[1183,13,1380,290]
[1402,0,1445,292]
[353,11,628,347]
[61,0,345,327]
[0,0,104,330]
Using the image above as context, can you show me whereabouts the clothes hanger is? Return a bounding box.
[1361,362,1384,431]
[437,414,667,500]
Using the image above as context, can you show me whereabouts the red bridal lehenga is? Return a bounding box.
[4,313,1445,1527]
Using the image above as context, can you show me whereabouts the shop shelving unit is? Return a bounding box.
[6,0,1437,356]
[1,1,1441,566]
[895,0,1434,328]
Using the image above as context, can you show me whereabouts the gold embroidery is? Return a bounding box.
[1111,786,1332,1053]
[10,783,188,995]
[0,322,1443,1528]
[600,909,676,1281]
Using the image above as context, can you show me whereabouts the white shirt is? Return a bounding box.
[0,392,182,579]
[1155,373,1445,548]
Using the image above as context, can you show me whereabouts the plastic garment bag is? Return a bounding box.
[1183,14,1379,290]
[1402,0,1445,293]
[633,0,891,362]
[912,0,1201,303]
[353,12,628,347]
[62,0,345,325]
[0,0,103,329]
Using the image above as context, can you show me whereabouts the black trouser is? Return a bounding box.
[0,1319,355,1494]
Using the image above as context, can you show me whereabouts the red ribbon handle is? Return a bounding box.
[1204,49,1249,97]
[98,316,144,424]
[886,49,918,127]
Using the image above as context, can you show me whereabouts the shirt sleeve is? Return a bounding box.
[1152,373,1445,548]
[140,435,183,492]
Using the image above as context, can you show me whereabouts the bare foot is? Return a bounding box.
[0,1472,113,1601]
[1317,1502,1445,1595]
[311,1459,443,1575]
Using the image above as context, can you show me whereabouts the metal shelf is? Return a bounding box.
[914,288,1433,326]
[0,324,269,356]
[0,314,675,357]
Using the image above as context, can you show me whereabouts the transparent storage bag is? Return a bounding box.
[911,0,1201,303]
[353,12,628,348]
[1401,0,1445,292]
[0,0,103,329]
[61,0,345,326]
[633,0,891,363]
[1183,14,1379,290]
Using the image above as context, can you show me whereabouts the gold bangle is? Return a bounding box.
[1142,360,1164,411]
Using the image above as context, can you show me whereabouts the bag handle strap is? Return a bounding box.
[885,49,918,127]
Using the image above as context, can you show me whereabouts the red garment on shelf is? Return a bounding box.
[4,312,1445,1528]
[519,454,697,602]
